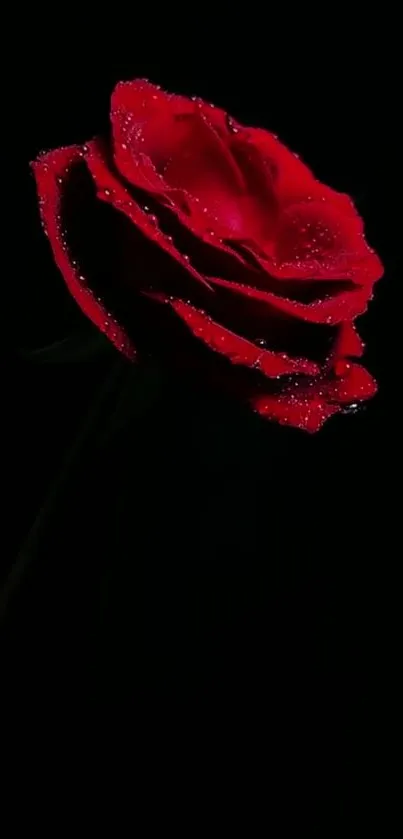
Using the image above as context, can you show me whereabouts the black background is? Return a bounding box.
[2,16,397,814]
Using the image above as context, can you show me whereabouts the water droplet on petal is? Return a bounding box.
[227,116,239,134]
[342,402,362,416]
[334,360,351,377]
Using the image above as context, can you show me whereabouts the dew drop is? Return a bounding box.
[227,116,239,134]
[334,360,351,377]
[342,402,361,415]
[256,338,268,348]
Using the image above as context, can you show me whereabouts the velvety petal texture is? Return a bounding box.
[33,79,384,431]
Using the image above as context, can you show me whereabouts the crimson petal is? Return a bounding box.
[252,393,339,432]
[156,298,319,378]
[272,199,382,286]
[243,127,365,215]
[209,276,370,325]
[333,322,365,359]
[252,361,376,432]
[323,361,377,403]
[84,139,213,294]
[32,146,136,359]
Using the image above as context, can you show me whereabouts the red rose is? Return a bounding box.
[33,79,383,431]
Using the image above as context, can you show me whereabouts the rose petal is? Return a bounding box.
[229,136,279,240]
[243,127,364,215]
[111,81,245,212]
[333,322,365,359]
[111,80,195,190]
[324,361,377,403]
[252,392,339,432]
[84,139,213,295]
[272,200,382,286]
[156,298,319,378]
[251,361,376,431]
[32,146,136,359]
[209,276,370,324]
[111,81,275,244]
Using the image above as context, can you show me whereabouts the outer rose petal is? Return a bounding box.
[209,276,370,325]
[252,361,376,432]
[322,361,377,403]
[154,298,320,378]
[32,146,136,359]
[252,393,339,432]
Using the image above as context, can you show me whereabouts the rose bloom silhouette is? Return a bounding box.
[33,79,383,431]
